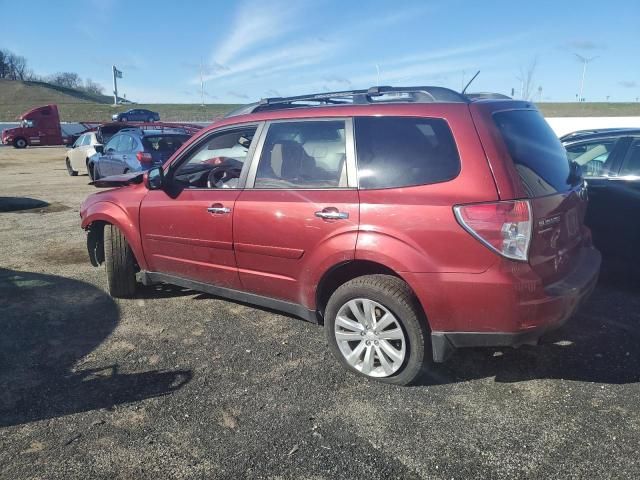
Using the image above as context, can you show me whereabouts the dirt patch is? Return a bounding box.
[37,245,87,265]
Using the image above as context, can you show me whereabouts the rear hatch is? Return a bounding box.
[475,105,587,284]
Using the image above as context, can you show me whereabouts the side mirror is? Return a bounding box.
[146,167,164,190]
[94,145,104,154]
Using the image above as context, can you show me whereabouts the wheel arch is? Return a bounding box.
[315,260,430,329]
[82,202,147,270]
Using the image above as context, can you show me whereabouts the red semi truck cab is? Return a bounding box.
[1,104,70,148]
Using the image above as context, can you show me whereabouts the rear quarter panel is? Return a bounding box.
[356,104,500,274]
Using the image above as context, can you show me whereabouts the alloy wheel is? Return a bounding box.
[334,298,406,377]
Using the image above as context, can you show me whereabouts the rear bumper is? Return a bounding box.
[423,247,601,362]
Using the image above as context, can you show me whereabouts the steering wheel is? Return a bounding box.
[207,163,242,188]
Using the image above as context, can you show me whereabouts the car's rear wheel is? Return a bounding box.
[14,138,27,149]
[65,158,78,176]
[324,274,428,385]
[104,224,137,298]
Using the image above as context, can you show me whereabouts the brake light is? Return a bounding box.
[454,200,532,261]
[136,151,153,166]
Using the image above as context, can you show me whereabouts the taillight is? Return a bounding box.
[136,151,153,166]
[454,200,532,261]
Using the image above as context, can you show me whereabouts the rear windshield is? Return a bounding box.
[494,110,576,196]
[142,135,189,153]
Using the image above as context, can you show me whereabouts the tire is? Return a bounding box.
[324,274,428,385]
[92,164,101,181]
[65,158,78,176]
[104,224,137,298]
[14,138,27,149]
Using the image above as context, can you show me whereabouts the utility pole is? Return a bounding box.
[112,65,123,105]
[574,54,597,102]
[200,57,205,107]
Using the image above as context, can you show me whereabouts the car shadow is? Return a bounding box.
[0,197,49,212]
[418,280,640,386]
[0,268,192,428]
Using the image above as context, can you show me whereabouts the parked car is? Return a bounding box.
[65,132,101,176]
[65,123,134,176]
[88,128,190,180]
[80,86,600,385]
[111,109,160,123]
[562,128,640,271]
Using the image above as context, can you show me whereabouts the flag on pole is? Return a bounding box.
[114,66,123,79]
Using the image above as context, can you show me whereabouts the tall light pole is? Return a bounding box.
[574,54,598,102]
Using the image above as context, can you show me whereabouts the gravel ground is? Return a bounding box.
[1,147,639,479]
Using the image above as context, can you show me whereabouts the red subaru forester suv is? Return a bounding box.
[80,86,601,385]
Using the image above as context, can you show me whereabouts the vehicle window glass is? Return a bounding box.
[494,110,578,197]
[354,117,460,189]
[174,127,257,189]
[143,135,189,154]
[255,120,347,189]
[74,135,85,148]
[82,134,92,146]
[620,140,640,176]
[118,135,136,152]
[565,139,617,177]
[105,136,120,152]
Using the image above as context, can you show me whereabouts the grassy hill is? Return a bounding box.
[1,79,639,122]
[0,79,239,122]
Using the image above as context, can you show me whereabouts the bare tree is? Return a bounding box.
[48,72,82,89]
[516,56,538,101]
[84,78,105,95]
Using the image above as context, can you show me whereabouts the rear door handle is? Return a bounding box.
[207,203,231,214]
[315,208,349,220]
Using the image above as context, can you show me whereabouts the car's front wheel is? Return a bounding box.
[324,274,428,385]
[104,224,137,298]
[14,138,27,149]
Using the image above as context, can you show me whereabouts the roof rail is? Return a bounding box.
[465,92,512,100]
[224,85,470,117]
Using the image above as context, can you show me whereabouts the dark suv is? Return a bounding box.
[80,86,600,385]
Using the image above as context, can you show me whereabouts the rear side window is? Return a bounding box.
[620,140,640,176]
[354,117,460,189]
[494,110,575,196]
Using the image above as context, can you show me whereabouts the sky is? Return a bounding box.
[1,0,639,104]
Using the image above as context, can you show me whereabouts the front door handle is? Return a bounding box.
[207,203,231,214]
[315,208,349,220]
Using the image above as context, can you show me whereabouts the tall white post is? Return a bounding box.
[112,65,118,106]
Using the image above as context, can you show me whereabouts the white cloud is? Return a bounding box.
[211,0,301,66]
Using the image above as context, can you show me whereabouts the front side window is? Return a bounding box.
[254,120,347,189]
[82,134,92,146]
[354,117,460,189]
[74,135,85,148]
[565,139,618,177]
[173,126,257,189]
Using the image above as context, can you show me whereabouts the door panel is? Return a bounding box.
[234,118,359,305]
[584,138,632,259]
[233,189,359,303]
[140,189,241,288]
